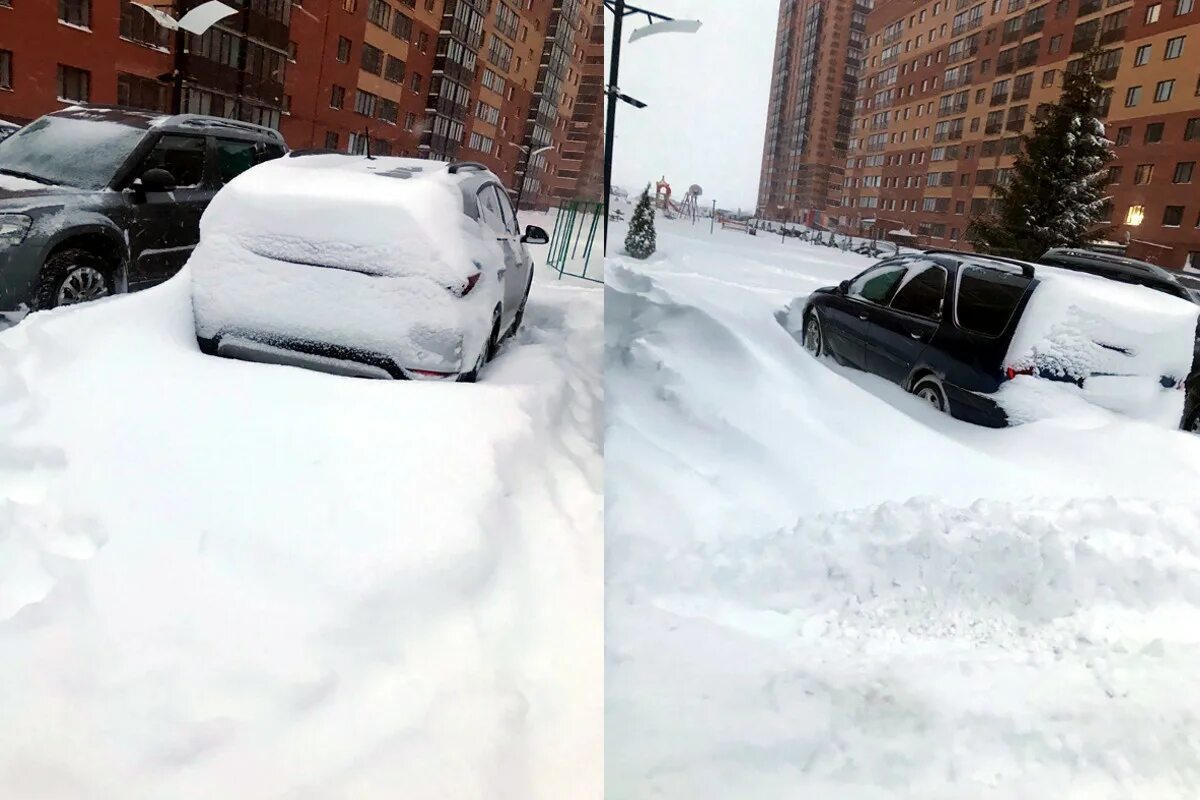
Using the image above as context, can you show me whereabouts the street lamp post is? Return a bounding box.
[602,0,700,255]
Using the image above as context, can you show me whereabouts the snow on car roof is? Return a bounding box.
[198,152,503,283]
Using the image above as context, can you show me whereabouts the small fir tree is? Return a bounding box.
[967,45,1113,260]
[625,185,657,259]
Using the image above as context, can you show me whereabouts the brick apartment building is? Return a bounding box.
[0,0,602,207]
[758,0,871,228]
[836,0,1200,267]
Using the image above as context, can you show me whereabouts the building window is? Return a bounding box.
[1186,117,1200,140]
[1108,165,1123,183]
[56,64,90,101]
[391,12,412,39]
[1134,163,1154,184]
[1146,3,1161,22]
[324,131,339,149]
[1165,36,1185,59]
[1124,85,1141,106]
[409,72,421,92]
[403,112,415,130]
[120,0,169,47]
[0,50,9,90]
[418,30,429,52]
[367,0,391,29]
[1174,161,1195,183]
[1134,44,1151,65]
[1042,69,1056,87]
[384,55,405,83]
[1115,125,1132,144]
[1163,205,1185,226]
[1179,0,1195,12]
[378,98,399,124]
[1125,204,1145,225]
[336,36,351,63]
[58,0,90,27]
[354,89,378,116]
[1154,79,1174,101]
[330,84,345,109]
[1145,122,1165,142]
[117,72,167,111]
[342,0,357,11]
[361,42,383,74]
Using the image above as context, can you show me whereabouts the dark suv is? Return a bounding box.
[0,105,286,312]
[1038,247,1200,303]
[798,251,1039,427]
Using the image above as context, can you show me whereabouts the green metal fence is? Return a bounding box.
[546,200,603,283]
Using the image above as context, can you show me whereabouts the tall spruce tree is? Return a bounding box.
[625,185,657,259]
[967,45,1113,260]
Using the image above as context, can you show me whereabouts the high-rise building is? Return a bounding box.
[758,0,871,227]
[0,0,602,207]
[841,0,1200,268]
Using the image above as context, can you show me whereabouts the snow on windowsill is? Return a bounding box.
[119,36,170,54]
[57,20,92,33]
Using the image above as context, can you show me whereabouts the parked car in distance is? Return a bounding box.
[788,250,1199,429]
[1037,247,1200,303]
[0,120,19,141]
[0,105,286,312]
[190,154,551,383]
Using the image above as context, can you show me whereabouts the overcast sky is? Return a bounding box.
[607,0,778,212]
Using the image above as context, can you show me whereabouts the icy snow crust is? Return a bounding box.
[606,210,1200,799]
[191,155,506,372]
[0,211,602,798]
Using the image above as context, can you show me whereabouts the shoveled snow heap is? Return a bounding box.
[606,212,1200,800]
[0,235,601,798]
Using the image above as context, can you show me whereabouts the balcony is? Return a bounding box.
[1095,62,1119,81]
[996,57,1015,75]
[952,18,982,37]
[985,120,1003,134]
[1016,49,1039,68]
[1002,27,1023,44]
[1099,25,1126,44]
[934,129,964,143]
[1025,18,1045,34]
[938,101,969,116]
[1078,0,1102,13]
[1006,117,1026,132]
[990,93,1009,106]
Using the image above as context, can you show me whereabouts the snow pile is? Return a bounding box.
[0,248,601,798]
[606,214,1200,799]
[1001,267,1199,424]
[191,155,510,373]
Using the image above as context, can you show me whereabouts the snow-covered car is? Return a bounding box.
[783,250,1200,429]
[0,120,19,141]
[190,153,550,382]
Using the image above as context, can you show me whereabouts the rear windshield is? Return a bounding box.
[955,265,1031,336]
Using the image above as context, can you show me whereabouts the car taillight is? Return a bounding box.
[1005,366,1034,380]
[450,271,482,297]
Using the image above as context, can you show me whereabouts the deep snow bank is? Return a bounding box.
[0,258,601,799]
[606,216,1200,800]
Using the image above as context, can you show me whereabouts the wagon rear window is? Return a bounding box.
[955,265,1031,336]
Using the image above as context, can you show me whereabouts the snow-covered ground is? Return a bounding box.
[606,208,1200,799]
[0,218,601,799]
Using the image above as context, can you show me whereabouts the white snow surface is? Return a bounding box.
[606,210,1200,799]
[0,215,602,799]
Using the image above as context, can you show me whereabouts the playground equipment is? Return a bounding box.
[678,184,701,222]
[546,200,603,283]
[654,176,672,210]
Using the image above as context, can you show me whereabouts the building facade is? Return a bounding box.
[841,0,1200,267]
[758,0,870,228]
[0,0,602,207]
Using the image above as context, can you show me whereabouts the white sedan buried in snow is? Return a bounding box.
[190,153,549,381]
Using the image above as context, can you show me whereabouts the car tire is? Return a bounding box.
[509,278,533,339]
[196,336,219,356]
[1185,406,1200,434]
[35,248,112,310]
[802,309,823,358]
[485,307,502,362]
[459,310,502,383]
[911,376,948,413]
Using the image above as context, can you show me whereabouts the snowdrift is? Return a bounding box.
[606,216,1200,800]
[0,250,601,799]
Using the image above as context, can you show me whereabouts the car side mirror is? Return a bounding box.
[522,224,550,245]
[838,280,851,294]
[139,167,177,193]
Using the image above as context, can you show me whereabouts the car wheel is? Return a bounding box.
[1185,406,1200,434]
[802,310,823,357]
[35,249,112,310]
[510,280,533,339]
[911,377,948,413]
[458,345,487,383]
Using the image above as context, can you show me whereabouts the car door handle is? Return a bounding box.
[858,313,869,320]
[909,331,922,339]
